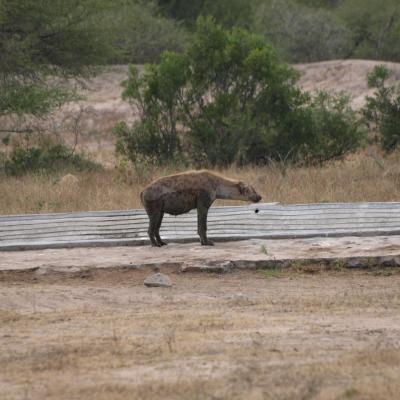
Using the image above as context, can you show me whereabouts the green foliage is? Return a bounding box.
[118,18,364,167]
[337,0,400,61]
[157,0,399,64]
[367,65,391,88]
[363,65,400,151]
[0,0,115,117]
[157,0,204,24]
[0,0,113,75]
[0,83,77,116]
[106,1,187,64]
[201,0,254,29]
[304,91,364,163]
[3,141,101,176]
[157,0,254,28]
[253,0,352,62]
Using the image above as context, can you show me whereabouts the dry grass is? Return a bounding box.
[1,268,400,400]
[1,59,400,215]
[1,150,400,215]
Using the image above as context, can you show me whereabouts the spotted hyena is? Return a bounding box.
[140,170,262,246]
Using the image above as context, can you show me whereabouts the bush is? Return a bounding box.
[3,141,101,176]
[117,18,364,167]
[363,65,400,151]
[302,91,365,163]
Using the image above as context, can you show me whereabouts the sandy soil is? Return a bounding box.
[1,266,400,400]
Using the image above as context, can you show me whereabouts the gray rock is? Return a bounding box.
[144,273,172,288]
[379,256,400,267]
[346,257,369,268]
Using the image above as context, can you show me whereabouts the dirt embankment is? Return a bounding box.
[296,59,400,109]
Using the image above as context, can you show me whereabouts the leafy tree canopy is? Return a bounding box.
[0,0,115,117]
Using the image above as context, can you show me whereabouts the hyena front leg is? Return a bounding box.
[197,191,214,246]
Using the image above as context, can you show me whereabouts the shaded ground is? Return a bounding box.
[1,266,400,400]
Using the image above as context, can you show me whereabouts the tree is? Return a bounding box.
[0,0,114,118]
[337,0,400,61]
[253,0,352,62]
[105,0,187,64]
[157,0,254,29]
[117,17,364,167]
[157,0,204,24]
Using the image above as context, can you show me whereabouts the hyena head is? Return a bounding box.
[238,181,262,203]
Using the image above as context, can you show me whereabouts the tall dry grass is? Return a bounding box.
[1,151,400,215]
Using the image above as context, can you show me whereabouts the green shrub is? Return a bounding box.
[3,142,101,176]
[363,65,400,151]
[117,17,365,167]
[303,91,365,163]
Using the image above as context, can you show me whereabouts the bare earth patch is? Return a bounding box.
[1,238,400,400]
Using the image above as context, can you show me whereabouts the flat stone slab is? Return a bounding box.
[1,236,400,274]
[2,202,400,251]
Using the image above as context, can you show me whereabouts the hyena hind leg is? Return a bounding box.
[155,211,167,246]
[147,212,163,247]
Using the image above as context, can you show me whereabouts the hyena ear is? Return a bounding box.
[238,181,246,195]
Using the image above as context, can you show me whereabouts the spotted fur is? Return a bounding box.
[140,170,262,247]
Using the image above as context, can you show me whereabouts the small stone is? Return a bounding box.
[144,273,172,287]
[378,256,400,267]
[59,173,80,187]
[228,293,253,306]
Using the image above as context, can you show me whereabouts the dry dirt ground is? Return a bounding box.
[1,238,400,400]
